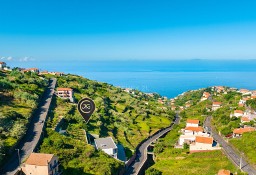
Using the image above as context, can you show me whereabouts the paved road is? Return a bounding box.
[125,115,179,175]
[204,116,256,175]
[1,78,57,175]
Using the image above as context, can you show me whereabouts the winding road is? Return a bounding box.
[1,78,56,175]
[125,115,179,175]
[204,116,256,175]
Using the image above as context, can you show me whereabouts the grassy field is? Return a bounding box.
[150,150,244,175]
[230,132,256,167]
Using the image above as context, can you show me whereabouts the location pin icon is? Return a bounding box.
[78,98,95,123]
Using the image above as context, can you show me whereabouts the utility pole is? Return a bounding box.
[240,153,243,170]
[15,149,21,167]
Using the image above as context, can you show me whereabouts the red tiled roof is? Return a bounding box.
[213,102,222,105]
[187,119,199,124]
[185,126,203,132]
[234,110,243,114]
[25,153,54,166]
[57,87,73,91]
[0,62,6,64]
[233,127,255,134]
[195,136,213,144]
[218,169,231,175]
[241,117,250,122]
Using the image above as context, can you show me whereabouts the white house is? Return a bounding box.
[233,110,244,117]
[186,119,199,127]
[56,88,74,102]
[201,92,211,101]
[239,89,251,96]
[212,102,222,111]
[0,62,6,70]
[94,137,118,159]
[190,136,219,153]
[178,135,196,145]
[241,117,250,123]
[183,126,204,136]
[24,68,39,74]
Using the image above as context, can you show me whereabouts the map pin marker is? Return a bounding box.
[78,98,95,123]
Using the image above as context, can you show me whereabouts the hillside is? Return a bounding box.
[39,74,175,175]
[147,87,251,175]
[0,70,48,164]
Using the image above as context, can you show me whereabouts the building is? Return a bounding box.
[94,137,118,159]
[239,89,251,95]
[190,136,219,152]
[233,127,256,137]
[233,110,244,117]
[186,119,199,127]
[183,126,204,136]
[218,169,231,175]
[0,62,6,70]
[201,92,211,101]
[22,153,60,175]
[212,102,222,111]
[24,68,39,74]
[241,117,250,123]
[56,88,74,102]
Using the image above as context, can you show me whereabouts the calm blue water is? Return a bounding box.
[8,60,256,98]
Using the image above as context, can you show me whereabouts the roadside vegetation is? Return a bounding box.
[0,69,47,164]
[39,74,175,175]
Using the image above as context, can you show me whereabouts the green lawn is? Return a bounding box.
[230,132,256,166]
[150,150,244,175]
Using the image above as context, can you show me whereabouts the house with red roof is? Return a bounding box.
[190,136,220,152]
[212,102,222,111]
[233,127,255,137]
[56,87,74,102]
[23,68,39,74]
[201,92,211,101]
[241,117,250,123]
[186,119,199,127]
[22,153,60,175]
[233,110,244,118]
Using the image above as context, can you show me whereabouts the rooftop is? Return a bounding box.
[57,87,73,91]
[234,110,244,114]
[195,136,213,144]
[218,169,231,175]
[185,126,203,132]
[25,153,55,166]
[233,127,255,134]
[186,119,199,124]
[95,137,117,150]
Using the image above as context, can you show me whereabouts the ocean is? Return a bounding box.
[8,59,256,98]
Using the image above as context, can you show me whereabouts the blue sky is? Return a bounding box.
[1,0,256,61]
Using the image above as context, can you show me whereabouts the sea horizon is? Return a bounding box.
[6,59,256,98]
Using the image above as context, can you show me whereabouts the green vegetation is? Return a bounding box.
[40,74,175,174]
[230,132,256,166]
[148,88,245,175]
[0,70,47,164]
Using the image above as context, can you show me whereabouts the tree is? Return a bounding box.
[146,167,162,175]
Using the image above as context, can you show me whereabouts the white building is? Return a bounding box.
[56,88,74,102]
[212,102,222,111]
[190,136,220,153]
[186,119,199,127]
[233,110,244,117]
[94,137,118,159]
[22,153,60,175]
[0,62,6,70]
[183,126,204,136]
